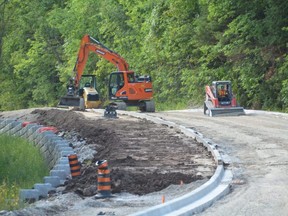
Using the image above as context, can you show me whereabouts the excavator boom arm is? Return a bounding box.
[73,34,129,88]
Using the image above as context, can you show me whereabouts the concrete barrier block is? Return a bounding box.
[38,137,56,154]
[56,147,74,155]
[44,176,61,187]
[54,140,70,149]
[54,139,70,145]
[41,150,55,169]
[33,183,54,198]
[19,189,40,202]
[19,123,38,137]
[49,153,64,169]
[37,139,48,150]
[59,150,75,157]
[37,135,53,149]
[50,169,67,181]
[0,121,22,134]
[39,143,49,154]
[0,119,16,130]
[43,133,62,144]
[58,146,73,151]
[31,130,45,143]
[57,157,69,165]
[41,146,60,169]
[26,125,43,141]
[51,143,70,156]
[41,136,63,152]
[34,131,55,144]
[48,160,57,170]
[54,164,71,175]
[7,123,23,136]
[44,139,56,153]
[29,130,44,143]
[36,137,60,168]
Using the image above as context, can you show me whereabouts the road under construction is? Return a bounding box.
[0,108,288,215]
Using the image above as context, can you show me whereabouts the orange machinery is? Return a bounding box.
[59,35,155,112]
[204,81,245,117]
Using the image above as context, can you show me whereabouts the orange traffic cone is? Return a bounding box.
[68,154,81,178]
[94,160,113,199]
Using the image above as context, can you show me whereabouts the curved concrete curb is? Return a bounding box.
[92,109,233,216]
[0,118,75,202]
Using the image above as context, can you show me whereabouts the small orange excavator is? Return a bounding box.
[204,81,245,117]
[59,34,155,112]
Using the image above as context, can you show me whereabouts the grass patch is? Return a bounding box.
[0,134,49,210]
[156,100,189,111]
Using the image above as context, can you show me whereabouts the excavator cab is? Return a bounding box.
[108,72,125,98]
[108,71,155,112]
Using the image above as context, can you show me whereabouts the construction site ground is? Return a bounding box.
[1,108,288,215]
[0,108,215,216]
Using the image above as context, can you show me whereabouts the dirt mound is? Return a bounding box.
[31,109,215,196]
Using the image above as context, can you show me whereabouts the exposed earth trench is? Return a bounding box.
[0,108,216,216]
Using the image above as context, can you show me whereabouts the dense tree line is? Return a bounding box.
[0,0,287,111]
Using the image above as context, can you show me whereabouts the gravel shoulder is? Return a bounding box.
[149,109,288,216]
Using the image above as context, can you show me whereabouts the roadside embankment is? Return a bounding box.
[0,118,74,202]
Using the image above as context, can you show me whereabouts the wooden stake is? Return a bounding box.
[162,195,165,203]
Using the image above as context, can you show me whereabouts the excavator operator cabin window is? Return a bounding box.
[128,73,135,83]
[109,72,124,96]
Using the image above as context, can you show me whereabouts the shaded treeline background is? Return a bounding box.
[0,0,287,111]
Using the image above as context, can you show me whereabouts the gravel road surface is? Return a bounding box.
[149,109,288,216]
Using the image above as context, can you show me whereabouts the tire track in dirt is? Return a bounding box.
[32,109,216,196]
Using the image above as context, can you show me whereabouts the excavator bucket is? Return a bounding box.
[58,96,80,108]
[208,107,245,117]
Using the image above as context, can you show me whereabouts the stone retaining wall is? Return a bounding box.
[0,118,75,202]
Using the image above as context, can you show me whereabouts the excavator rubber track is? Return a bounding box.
[144,100,155,112]
[138,100,155,112]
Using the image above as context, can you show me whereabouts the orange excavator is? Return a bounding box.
[59,34,155,112]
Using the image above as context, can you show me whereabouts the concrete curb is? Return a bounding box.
[0,118,75,202]
[92,109,233,216]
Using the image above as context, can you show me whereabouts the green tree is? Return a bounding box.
[0,0,64,110]
[0,0,287,112]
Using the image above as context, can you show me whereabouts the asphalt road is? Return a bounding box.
[149,109,288,216]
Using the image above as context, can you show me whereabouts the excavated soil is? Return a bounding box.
[2,108,216,197]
